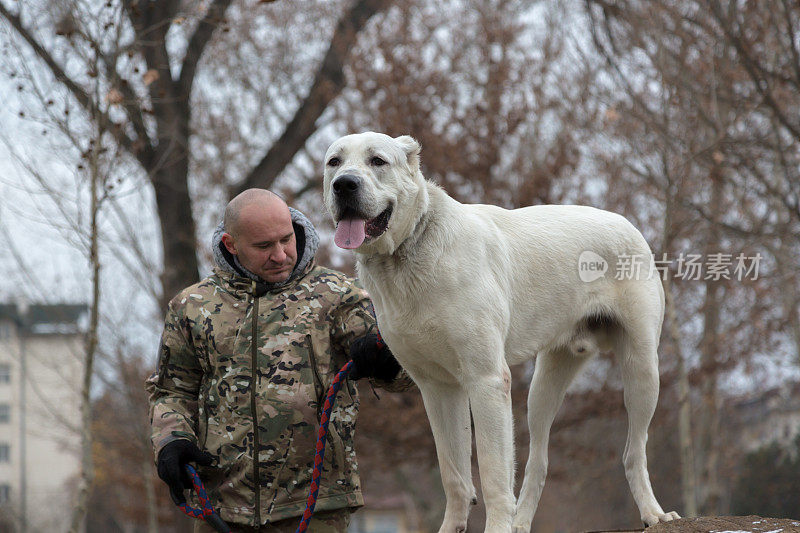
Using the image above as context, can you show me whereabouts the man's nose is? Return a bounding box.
[270,245,287,263]
[332,174,361,196]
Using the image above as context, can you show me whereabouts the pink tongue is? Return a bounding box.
[334,218,367,249]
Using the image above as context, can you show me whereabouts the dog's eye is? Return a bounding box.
[327,157,341,167]
[370,156,387,166]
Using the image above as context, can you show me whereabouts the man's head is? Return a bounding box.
[221,189,297,283]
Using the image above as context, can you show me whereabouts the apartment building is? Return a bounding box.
[0,303,86,533]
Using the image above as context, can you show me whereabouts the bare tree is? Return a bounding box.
[68,112,104,533]
[341,0,602,208]
[586,0,800,516]
[0,0,393,309]
[0,58,128,533]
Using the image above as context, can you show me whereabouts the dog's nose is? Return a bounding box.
[332,174,361,195]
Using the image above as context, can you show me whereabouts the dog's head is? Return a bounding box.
[323,132,427,255]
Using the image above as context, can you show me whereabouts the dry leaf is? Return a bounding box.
[106,88,124,105]
[604,107,620,122]
[142,69,159,86]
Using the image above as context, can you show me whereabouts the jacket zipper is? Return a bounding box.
[250,285,261,526]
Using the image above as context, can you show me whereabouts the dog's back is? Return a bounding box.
[424,196,661,360]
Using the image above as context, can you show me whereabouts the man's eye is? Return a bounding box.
[371,156,387,166]
[327,157,341,167]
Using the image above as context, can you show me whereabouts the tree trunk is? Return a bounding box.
[69,122,102,533]
[143,453,159,533]
[660,135,698,518]
[152,157,199,311]
[697,167,724,516]
[665,276,698,517]
[776,235,800,362]
[234,0,393,194]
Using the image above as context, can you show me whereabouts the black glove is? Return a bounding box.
[157,439,214,505]
[349,333,402,381]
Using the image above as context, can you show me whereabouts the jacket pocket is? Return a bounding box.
[327,424,347,473]
[197,450,253,513]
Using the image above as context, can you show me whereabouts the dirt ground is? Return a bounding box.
[586,515,800,533]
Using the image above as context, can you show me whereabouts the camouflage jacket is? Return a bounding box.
[145,263,414,526]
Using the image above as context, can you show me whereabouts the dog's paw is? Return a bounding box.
[642,511,681,526]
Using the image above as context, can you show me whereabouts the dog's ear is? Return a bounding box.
[394,135,421,170]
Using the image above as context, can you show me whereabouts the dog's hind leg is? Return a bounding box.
[417,380,475,533]
[614,326,680,525]
[512,348,587,533]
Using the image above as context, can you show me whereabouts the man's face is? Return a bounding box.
[222,202,298,283]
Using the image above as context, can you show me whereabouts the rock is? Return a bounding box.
[646,515,800,532]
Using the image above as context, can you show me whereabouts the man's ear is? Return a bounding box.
[394,135,421,170]
[221,233,237,255]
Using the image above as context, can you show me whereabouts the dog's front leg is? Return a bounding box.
[467,364,516,533]
[417,380,475,533]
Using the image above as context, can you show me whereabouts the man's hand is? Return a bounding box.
[349,333,402,381]
[157,440,214,505]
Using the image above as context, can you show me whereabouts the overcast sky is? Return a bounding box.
[0,0,797,395]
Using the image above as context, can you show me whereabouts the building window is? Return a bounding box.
[0,364,9,384]
[0,405,8,424]
[0,444,7,463]
[0,485,9,504]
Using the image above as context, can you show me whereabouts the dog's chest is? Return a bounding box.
[379,316,462,383]
[360,265,462,376]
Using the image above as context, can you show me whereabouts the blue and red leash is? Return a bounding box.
[179,331,385,531]
[179,345,381,532]
[295,330,385,532]
[294,359,355,532]
[179,464,231,532]
[178,360,355,533]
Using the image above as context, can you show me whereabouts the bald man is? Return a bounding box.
[146,189,413,532]
[220,190,299,283]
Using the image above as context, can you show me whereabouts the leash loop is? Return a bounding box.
[180,464,231,532]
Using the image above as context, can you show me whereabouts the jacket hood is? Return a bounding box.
[211,207,320,292]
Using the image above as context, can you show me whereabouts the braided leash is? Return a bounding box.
[295,359,354,533]
[180,464,231,532]
[296,329,385,532]
[176,333,383,532]
[375,329,386,349]
[176,362,358,533]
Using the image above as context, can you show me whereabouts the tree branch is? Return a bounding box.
[121,0,178,105]
[0,3,153,165]
[234,0,393,195]
[95,45,153,152]
[779,0,800,86]
[708,0,800,142]
[178,0,233,96]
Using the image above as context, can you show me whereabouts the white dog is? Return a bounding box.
[323,132,679,532]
